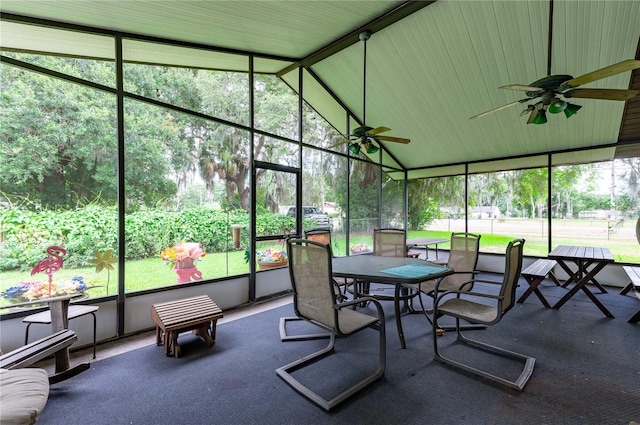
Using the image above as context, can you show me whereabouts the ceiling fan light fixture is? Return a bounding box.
[521,105,535,117]
[364,141,379,154]
[548,98,567,114]
[531,109,547,124]
[564,103,582,118]
[348,143,361,155]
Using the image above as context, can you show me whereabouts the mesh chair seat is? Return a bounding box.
[334,308,379,333]
[436,297,499,323]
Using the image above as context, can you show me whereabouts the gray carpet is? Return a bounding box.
[39,277,639,425]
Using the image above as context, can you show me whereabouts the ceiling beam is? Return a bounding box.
[276,1,436,78]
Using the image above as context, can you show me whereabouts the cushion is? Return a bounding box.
[0,368,49,425]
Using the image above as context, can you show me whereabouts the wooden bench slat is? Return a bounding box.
[160,316,222,331]
[155,306,222,320]
[522,259,557,277]
[154,298,215,311]
[0,329,77,370]
[154,304,219,316]
[622,266,640,287]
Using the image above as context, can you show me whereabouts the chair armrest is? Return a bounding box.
[435,288,503,305]
[0,330,77,370]
[431,276,499,294]
[335,297,385,323]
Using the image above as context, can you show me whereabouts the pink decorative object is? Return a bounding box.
[30,245,67,296]
[173,264,203,284]
[160,241,206,284]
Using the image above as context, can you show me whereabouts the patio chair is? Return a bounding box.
[406,232,482,328]
[432,239,535,391]
[0,329,82,425]
[279,228,349,341]
[276,238,386,411]
[354,228,419,305]
[304,228,349,301]
[0,329,84,383]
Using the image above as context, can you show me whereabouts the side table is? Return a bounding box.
[24,305,99,359]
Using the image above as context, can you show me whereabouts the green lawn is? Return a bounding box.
[1,228,637,307]
[0,250,249,305]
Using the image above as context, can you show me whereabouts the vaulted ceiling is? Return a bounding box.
[1,1,639,179]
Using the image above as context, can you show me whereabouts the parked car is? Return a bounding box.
[286,206,332,229]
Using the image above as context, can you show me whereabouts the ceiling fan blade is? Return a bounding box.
[367,126,391,135]
[562,59,640,89]
[563,88,639,101]
[470,99,527,120]
[328,138,350,149]
[500,84,544,92]
[376,135,411,144]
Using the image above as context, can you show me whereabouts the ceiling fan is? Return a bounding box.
[332,31,410,154]
[471,59,640,124]
[470,0,640,125]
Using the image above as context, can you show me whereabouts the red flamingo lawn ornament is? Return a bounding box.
[31,245,67,296]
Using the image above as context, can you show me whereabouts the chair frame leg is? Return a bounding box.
[276,321,386,411]
[433,318,535,391]
[279,317,331,341]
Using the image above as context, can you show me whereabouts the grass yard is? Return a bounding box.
[1,219,638,307]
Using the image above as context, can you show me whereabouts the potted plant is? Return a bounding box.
[256,248,289,270]
[160,241,206,283]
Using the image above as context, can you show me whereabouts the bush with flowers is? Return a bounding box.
[1,276,94,304]
[244,247,288,267]
[160,241,206,268]
[256,248,288,264]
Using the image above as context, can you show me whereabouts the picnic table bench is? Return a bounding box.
[151,295,223,357]
[517,259,561,308]
[620,266,640,323]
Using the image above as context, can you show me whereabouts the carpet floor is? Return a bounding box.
[39,278,639,425]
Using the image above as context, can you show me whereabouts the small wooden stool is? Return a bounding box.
[151,295,223,357]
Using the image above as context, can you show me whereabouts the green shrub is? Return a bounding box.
[0,206,293,271]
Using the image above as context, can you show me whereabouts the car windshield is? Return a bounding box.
[302,207,322,215]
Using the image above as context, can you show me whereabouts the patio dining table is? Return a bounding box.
[332,255,452,349]
[548,245,615,318]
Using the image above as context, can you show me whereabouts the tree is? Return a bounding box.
[1,57,118,208]
[514,169,548,218]
[405,176,466,229]
[551,166,584,218]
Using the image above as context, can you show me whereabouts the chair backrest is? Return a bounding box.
[287,238,337,331]
[498,238,525,316]
[304,228,332,256]
[438,232,481,292]
[373,228,407,257]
